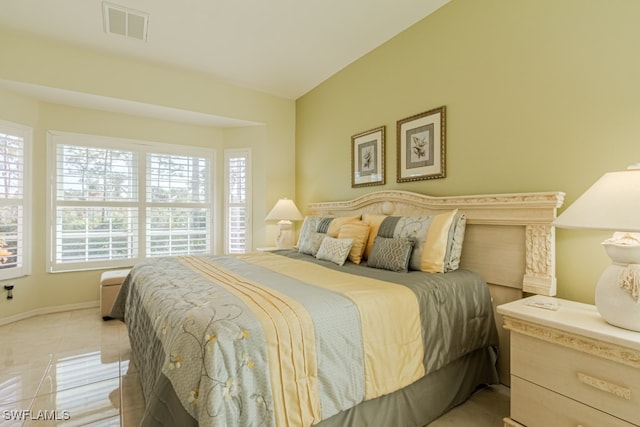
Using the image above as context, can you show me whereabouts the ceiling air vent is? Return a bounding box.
[102,2,149,42]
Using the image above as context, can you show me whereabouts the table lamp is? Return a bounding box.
[265,198,303,249]
[553,165,640,331]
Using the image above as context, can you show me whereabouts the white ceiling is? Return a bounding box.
[0,0,449,125]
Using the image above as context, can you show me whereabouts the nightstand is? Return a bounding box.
[497,296,640,427]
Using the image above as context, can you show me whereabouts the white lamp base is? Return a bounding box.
[596,264,640,331]
[274,220,295,249]
[595,234,640,331]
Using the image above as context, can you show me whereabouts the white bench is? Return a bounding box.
[100,269,130,320]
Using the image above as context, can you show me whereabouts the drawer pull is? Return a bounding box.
[577,372,631,400]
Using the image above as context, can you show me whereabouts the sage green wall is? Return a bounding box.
[296,0,640,304]
[0,29,296,321]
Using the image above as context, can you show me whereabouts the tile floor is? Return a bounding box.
[0,308,509,427]
[0,308,144,427]
[426,384,510,426]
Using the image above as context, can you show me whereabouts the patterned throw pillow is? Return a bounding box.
[376,215,430,271]
[444,212,467,272]
[366,210,462,273]
[367,236,415,272]
[362,214,387,259]
[297,217,326,256]
[315,237,354,266]
[298,215,361,256]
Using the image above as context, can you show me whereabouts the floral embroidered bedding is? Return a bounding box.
[110,250,498,426]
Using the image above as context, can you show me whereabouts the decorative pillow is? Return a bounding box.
[419,210,458,273]
[297,216,326,256]
[362,214,387,259]
[316,217,334,234]
[338,221,370,264]
[296,216,318,247]
[325,215,361,237]
[444,212,467,272]
[376,216,431,271]
[367,210,461,273]
[367,236,415,272]
[315,237,354,266]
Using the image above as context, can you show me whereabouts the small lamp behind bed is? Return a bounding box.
[266,198,303,249]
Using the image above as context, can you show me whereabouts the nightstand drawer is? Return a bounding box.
[511,333,640,425]
[511,376,635,427]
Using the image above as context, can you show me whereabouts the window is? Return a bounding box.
[146,152,210,256]
[48,132,214,272]
[0,120,31,280]
[224,149,251,253]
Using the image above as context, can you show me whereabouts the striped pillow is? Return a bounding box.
[338,221,370,264]
[366,210,462,273]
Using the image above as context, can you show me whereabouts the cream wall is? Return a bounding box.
[0,29,296,322]
[295,0,640,304]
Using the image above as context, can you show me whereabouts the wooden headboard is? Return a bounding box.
[308,189,565,384]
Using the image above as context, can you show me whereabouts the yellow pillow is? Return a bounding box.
[338,221,371,264]
[362,214,387,259]
[420,209,458,273]
[326,215,360,237]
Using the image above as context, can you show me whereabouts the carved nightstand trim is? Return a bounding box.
[503,317,640,369]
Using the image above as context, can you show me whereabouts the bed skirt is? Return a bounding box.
[317,346,499,427]
[137,344,498,427]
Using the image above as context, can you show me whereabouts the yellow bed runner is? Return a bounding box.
[238,253,425,400]
[182,253,424,426]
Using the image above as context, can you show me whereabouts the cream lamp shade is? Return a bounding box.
[553,165,640,331]
[553,168,640,231]
[265,198,303,249]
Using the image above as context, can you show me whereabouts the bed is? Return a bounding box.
[111,189,564,427]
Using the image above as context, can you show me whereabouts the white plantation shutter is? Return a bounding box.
[49,132,214,272]
[146,153,210,256]
[225,149,251,253]
[0,121,31,279]
[53,143,139,270]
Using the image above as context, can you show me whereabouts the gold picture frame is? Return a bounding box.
[396,106,446,182]
[351,126,385,188]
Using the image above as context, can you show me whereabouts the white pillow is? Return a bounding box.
[315,237,354,266]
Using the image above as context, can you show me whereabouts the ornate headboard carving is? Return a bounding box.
[308,190,565,296]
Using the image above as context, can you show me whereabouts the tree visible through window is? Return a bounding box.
[225,149,251,253]
[146,153,209,256]
[0,120,31,280]
[49,132,214,272]
[55,144,137,264]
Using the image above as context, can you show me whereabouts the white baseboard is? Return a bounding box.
[0,300,100,326]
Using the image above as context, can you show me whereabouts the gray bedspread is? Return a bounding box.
[111,250,498,426]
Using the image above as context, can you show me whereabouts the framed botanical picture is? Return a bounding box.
[351,126,385,187]
[396,106,446,182]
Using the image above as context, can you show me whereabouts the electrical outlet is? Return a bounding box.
[4,283,14,300]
